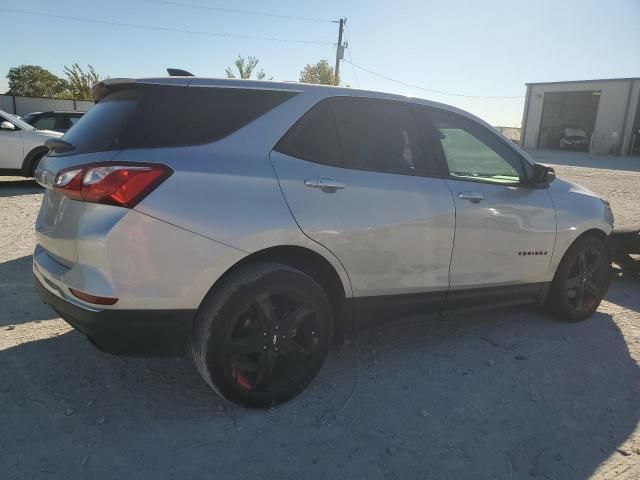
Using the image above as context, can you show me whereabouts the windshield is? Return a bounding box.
[0,110,35,131]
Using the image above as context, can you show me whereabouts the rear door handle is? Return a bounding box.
[304,177,346,192]
[458,191,484,203]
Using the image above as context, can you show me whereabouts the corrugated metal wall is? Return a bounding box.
[0,95,94,116]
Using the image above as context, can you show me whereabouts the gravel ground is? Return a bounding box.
[1,151,639,480]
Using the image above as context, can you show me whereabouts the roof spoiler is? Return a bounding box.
[91,78,136,102]
[167,68,194,77]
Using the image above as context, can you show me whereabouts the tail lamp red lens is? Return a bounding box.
[53,163,172,208]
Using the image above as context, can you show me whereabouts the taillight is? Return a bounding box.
[53,162,172,208]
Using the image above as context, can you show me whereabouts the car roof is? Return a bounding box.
[93,76,484,124]
[91,76,536,165]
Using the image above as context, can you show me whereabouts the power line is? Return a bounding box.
[343,24,360,88]
[0,7,335,45]
[145,0,335,23]
[343,59,525,99]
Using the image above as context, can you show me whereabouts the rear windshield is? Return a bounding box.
[58,85,296,155]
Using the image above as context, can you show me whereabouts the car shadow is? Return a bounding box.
[0,255,58,327]
[0,277,638,479]
[0,178,43,197]
[607,270,640,311]
[526,149,640,173]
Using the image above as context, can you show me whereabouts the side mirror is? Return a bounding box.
[530,163,556,187]
[0,121,16,131]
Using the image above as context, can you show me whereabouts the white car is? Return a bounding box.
[0,109,62,177]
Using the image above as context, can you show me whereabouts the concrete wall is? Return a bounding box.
[0,95,94,116]
[521,79,640,155]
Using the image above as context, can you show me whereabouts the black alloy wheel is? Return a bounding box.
[192,263,332,408]
[546,235,611,321]
[225,291,321,393]
[565,246,607,312]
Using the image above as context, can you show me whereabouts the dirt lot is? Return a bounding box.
[1,151,639,480]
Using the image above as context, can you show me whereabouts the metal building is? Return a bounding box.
[520,78,640,156]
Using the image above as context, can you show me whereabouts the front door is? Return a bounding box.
[425,108,556,303]
[270,96,456,324]
[0,116,24,169]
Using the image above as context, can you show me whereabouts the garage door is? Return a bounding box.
[537,91,600,152]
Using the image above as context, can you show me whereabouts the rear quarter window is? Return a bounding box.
[57,85,296,155]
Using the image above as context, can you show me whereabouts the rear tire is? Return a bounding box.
[191,263,332,408]
[545,235,611,321]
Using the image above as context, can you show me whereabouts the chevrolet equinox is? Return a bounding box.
[33,77,614,408]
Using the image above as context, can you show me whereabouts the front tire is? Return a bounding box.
[545,235,611,321]
[191,263,332,408]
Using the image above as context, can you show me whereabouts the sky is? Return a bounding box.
[1,0,639,126]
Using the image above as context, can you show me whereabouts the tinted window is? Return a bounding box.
[276,97,425,176]
[60,89,140,155]
[58,86,295,155]
[120,86,296,149]
[429,109,526,184]
[21,113,35,124]
[33,116,56,130]
[332,98,423,175]
[274,100,340,166]
[54,116,73,132]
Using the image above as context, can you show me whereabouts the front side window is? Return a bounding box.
[429,109,524,184]
[276,97,425,176]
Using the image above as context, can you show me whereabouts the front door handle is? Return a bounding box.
[458,191,484,203]
[304,177,346,192]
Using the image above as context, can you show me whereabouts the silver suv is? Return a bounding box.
[33,77,614,408]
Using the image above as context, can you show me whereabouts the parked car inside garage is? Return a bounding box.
[559,126,589,151]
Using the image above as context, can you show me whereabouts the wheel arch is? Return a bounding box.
[209,245,353,344]
[546,226,611,283]
[21,146,48,177]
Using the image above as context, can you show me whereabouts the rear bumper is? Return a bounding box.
[33,272,195,356]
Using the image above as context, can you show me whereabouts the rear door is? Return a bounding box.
[270,96,456,324]
[421,107,556,304]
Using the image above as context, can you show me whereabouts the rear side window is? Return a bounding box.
[275,97,425,176]
[58,86,296,155]
[274,100,341,166]
[332,98,423,175]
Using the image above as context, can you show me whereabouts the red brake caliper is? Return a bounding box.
[232,368,252,390]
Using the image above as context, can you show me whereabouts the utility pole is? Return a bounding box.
[334,18,346,86]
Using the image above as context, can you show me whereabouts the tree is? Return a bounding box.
[6,65,68,97]
[225,55,267,80]
[299,60,337,86]
[63,64,101,100]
